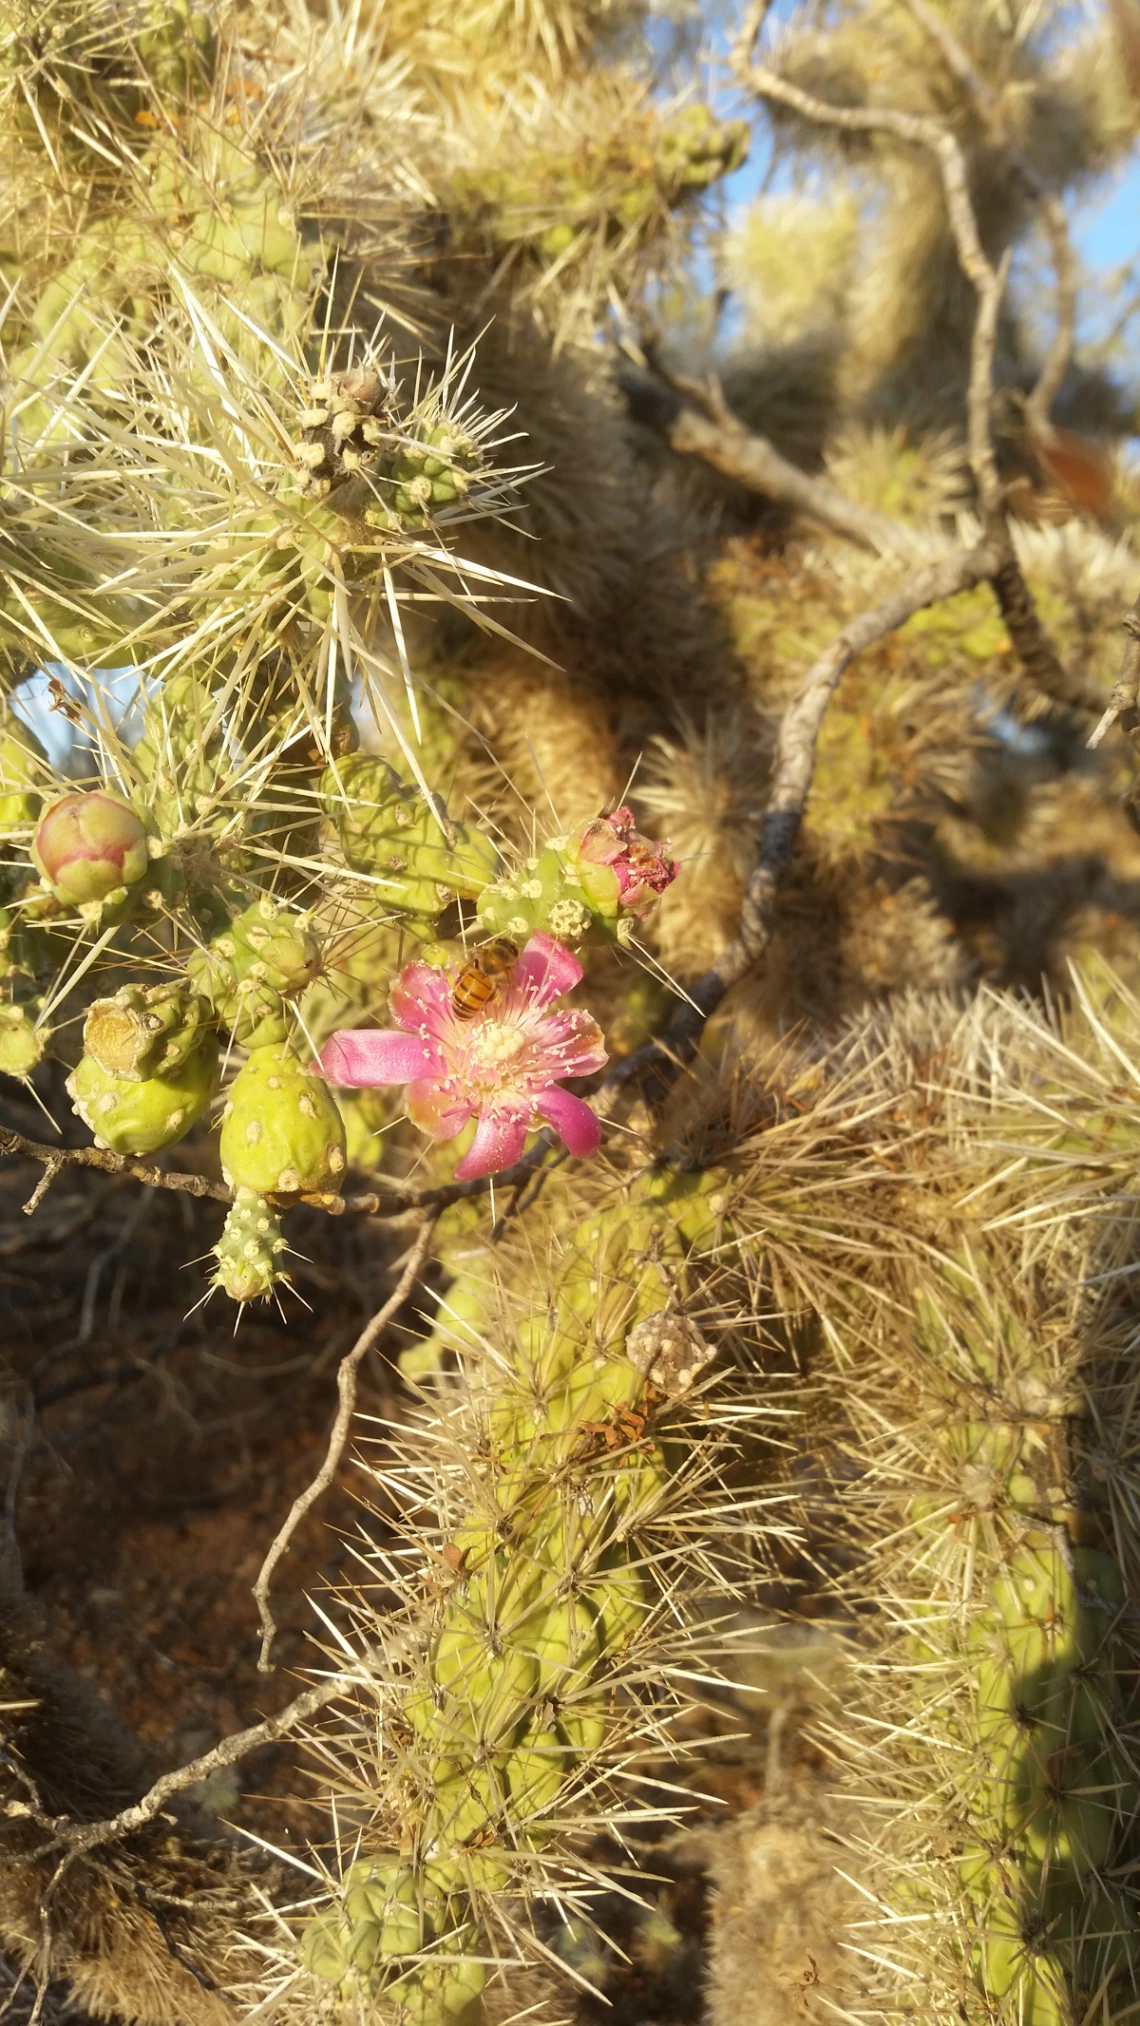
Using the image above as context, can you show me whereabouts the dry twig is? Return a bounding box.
[605,538,1004,1097]
[18,1675,350,1862]
[252,1213,440,1670]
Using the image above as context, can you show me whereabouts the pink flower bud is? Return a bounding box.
[33,791,149,907]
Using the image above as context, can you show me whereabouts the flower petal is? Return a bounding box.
[317,1029,435,1087]
[389,961,453,1031]
[542,1009,608,1079]
[517,931,583,1007]
[534,1085,602,1161]
[454,1103,530,1180]
[407,1078,473,1141]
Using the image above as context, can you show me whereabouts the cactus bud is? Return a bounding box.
[0,1001,47,1079]
[32,791,148,910]
[67,1034,219,1154]
[83,982,211,1081]
[211,1189,290,1304]
[219,1044,347,1196]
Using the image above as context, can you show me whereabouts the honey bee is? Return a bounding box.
[450,935,520,1021]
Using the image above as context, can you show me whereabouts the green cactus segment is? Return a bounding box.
[452,103,749,268]
[320,757,499,915]
[32,791,150,913]
[0,1000,47,1078]
[83,982,212,1081]
[219,1043,346,1196]
[302,1858,486,2022]
[964,1530,1137,2011]
[211,1188,289,1305]
[477,828,658,947]
[0,713,47,833]
[1,0,216,133]
[187,898,319,1048]
[67,1031,218,1154]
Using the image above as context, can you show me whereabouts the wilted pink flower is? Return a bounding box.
[573,805,676,918]
[317,931,607,1181]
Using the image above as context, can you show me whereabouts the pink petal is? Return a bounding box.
[454,1104,531,1180]
[407,1078,473,1141]
[517,931,583,1007]
[534,1086,602,1161]
[317,1029,435,1087]
[389,962,453,1031]
[541,1009,608,1078]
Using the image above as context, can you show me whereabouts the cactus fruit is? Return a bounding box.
[320,757,499,914]
[83,983,212,1081]
[32,792,150,914]
[219,1043,346,1196]
[67,1032,218,1153]
[187,899,319,1048]
[211,1188,290,1305]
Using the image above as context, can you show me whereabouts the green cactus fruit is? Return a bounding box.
[219,1043,346,1196]
[0,1000,47,1078]
[32,790,149,913]
[0,713,47,833]
[83,982,211,1081]
[211,1189,289,1305]
[67,1033,218,1154]
[320,757,499,913]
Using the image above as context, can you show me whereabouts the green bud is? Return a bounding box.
[219,1043,347,1196]
[0,1000,47,1078]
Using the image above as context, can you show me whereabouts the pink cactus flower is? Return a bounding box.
[574,805,676,918]
[317,931,607,1181]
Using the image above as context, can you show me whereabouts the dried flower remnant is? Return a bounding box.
[318,930,607,1179]
[572,804,677,917]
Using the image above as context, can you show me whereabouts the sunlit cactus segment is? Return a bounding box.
[187,899,320,1048]
[320,756,500,913]
[219,1042,346,1196]
[211,1188,289,1305]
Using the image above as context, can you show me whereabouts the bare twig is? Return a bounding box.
[899,0,1078,435]
[253,1214,440,1671]
[21,1158,61,1217]
[620,362,908,555]
[1088,592,1140,749]
[1,1129,232,1205]
[24,1675,350,1861]
[728,14,1103,723]
[729,38,1004,514]
[604,539,1004,1098]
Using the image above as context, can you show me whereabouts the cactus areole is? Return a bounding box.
[32,791,149,907]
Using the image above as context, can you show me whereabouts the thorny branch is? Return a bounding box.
[252,1214,440,1671]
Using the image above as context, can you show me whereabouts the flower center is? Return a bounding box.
[467,1020,529,1075]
